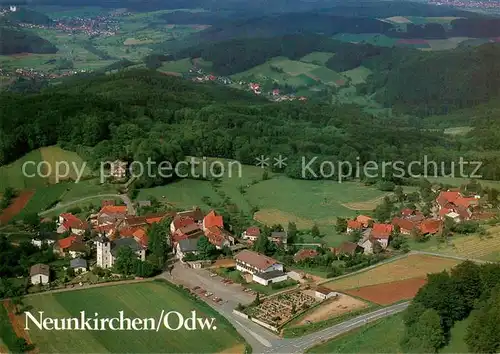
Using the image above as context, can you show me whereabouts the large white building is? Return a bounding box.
[96,235,146,268]
[234,250,287,285]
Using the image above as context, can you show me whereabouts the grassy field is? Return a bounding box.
[300,52,335,65]
[419,226,500,261]
[341,66,373,85]
[0,146,91,189]
[308,312,471,353]
[307,314,404,353]
[8,281,245,353]
[138,167,386,245]
[158,58,193,73]
[332,33,398,47]
[324,254,460,291]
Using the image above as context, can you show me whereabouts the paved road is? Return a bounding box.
[162,264,409,353]
[38,193,136,216]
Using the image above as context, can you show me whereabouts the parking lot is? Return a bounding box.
[169,264,255,307]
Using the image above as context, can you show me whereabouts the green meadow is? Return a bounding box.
[6,281,245,353]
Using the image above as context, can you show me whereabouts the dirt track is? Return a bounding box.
[0,190,35,224]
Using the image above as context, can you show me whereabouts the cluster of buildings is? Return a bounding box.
[13,68,89,80]
[429,0,500,9]
[172,208,237,259]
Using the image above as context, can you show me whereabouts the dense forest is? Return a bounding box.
[402,261,500,353]
[0,27,57,55]
[1,69,500,186]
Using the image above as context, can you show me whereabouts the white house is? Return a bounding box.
[241,227,260,241]
[235,250,283,275]
[176,238,199,261]
[31,238,55,248]
[70,258,88,273]
[252,270,288,286]
[30,264,50,285]
[96,235,146,268]
[315,286,339,300]
[445,211,461,223]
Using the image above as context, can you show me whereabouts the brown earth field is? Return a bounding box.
[295,294,367,326]
[2,301,37,354]
[0,190,35,224]
[344,277,427,305]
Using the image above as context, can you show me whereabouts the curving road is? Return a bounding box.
[38,194,135,216]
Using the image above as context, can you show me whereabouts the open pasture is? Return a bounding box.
[4,281,244,353]
[300,52,335,65]
[341,66,373,85]
[422,227,500,261]
[324,254,460,291]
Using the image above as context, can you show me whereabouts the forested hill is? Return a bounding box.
[175,34,393,75]
[0,27,57,54]
[1,69,477,186]
[362,43,500,115]
[4,8,54,26]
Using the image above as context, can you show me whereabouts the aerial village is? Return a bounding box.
[188,66,308,102]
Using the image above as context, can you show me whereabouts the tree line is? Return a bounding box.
[402,261,500,353]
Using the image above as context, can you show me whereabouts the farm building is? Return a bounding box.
[315,286,338,300]
[356,215,373,227]
[235,250,283,275]
[70,258,88,272]
[347,220,363,232]
[269,231,288,246]
[30,263,50,285]
[253,270,288,286]
[53,233,85,257]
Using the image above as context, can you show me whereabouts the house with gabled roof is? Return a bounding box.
[235,250,283,275]
[370,223,393,249]
[347,220,363,233]
[54,233,85,257]
[242,227,260,241]
[205,226,232,249]
[57,213,87,235]
[202,210,223,231]
[30,264,50,285]
[331,241,363,256]
[356,215,373,228]
[293,249,318,262]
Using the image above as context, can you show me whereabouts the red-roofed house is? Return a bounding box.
[242,227,261,241]
[54,234,84,257]
[436,191,479,222]
[205,226,231,249]
[133,228,148,248]
[57,214,88,235]
[170,216,195,234]
[202,210,223,231]
[370,223,393,248]
[171,224,204,247]
[401,208,415,217]
[356,215,373,227]
[293,249,318,262]
[420,219,442,235]
[331,241,363,256]
[347,220,363,232]
[391,217,417,235]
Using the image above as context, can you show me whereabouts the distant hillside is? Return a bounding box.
[0,27,57,54]
[175,34,394,75]
[4,8,54,26]
[362,43,500,115]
